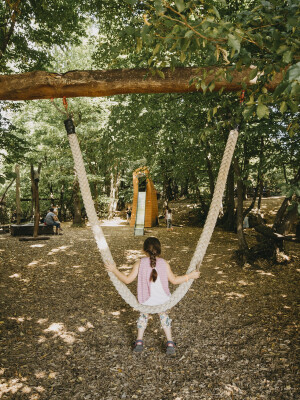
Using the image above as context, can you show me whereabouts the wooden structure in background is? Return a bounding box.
[130,167,158,228]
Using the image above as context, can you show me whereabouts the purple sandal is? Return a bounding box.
[166,341,176,355]
[133,340,144,353]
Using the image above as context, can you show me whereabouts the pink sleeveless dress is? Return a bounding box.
[137,257,171,305]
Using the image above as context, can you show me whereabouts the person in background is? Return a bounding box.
[165,207,173,231]
[45,207,63,235]
[126,207,132,224]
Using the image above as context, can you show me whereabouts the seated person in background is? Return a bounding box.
[45,207,63,235]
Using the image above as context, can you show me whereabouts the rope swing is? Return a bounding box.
[63,101,238,313]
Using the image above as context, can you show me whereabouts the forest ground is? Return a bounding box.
[0,197,299,400]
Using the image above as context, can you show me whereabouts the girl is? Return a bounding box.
[105,237,200,355]
[165,207,173,231]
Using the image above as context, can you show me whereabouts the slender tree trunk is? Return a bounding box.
[222,164,235,231]
[257,136,264,212]
[257,177,264,211]
[0,177,16,223]
[108,168,121,219]
[282,164,288,184]
[59,185,64,221]
[273,167,300,234]
[242,142,250,200]
[0,178,16,224]
[234,158,248,262]
[72,178,83,226]
[202,140,215,198]
[180,178,189,197]
[15,164,21,224]
[30,164,41,238]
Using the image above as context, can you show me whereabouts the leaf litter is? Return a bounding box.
[0,205,299,399]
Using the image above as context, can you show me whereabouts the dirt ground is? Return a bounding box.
[0,198,299,399]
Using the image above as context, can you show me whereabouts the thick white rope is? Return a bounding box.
[67,129,238,313]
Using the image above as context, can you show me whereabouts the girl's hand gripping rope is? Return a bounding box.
[105,263,117,273]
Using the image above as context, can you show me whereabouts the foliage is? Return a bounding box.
[94,0,300,124]
[0,0,89,73]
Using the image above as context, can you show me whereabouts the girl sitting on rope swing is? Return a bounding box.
[106,236,200,355]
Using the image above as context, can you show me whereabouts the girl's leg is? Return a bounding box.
[136,313,149,340]
[160,313,176,355]
[159,312,173,341]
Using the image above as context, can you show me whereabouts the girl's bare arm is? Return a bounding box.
[166,262,200,285]
[105,260,140,285]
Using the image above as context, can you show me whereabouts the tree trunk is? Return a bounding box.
[59,185,64,221]
[222,164,235,231]
[0,177,16,224]
[108,168,121,219]
[72,178,83,226]
[180,178,189,197]
[15,164,21,224]
[30,164,41,238]
[257,136,264,212]
[242,142,250,200]
[234,158,249,263]
[0,67,285,101]
[204,142,215,199]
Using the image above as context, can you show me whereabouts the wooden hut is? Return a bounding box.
[130,167,158,229]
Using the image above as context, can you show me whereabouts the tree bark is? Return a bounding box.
[15,164,21,224]
[202,140,215,199]
[72,178,83,226]
[222,164,235,231]
[234,158,249,261]
[0,67,285,101]
[257,136,264,212]
[30,164,41,238]
[0,178,16,224]
[108,168,121,219]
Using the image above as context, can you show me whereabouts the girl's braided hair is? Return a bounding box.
[143,237,161,282]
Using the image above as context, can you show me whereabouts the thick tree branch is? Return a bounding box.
[0,66,284,101]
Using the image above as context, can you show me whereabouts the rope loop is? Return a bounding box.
[67,129,239,313]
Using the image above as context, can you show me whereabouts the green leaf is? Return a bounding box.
[228,34,240,53]
[153,43,160,55]
[175,0,185,12]
[243,105,255,120]
[154,0,166,15]
[180,51,186,63]
[246,94,255,106]
[136,37,142,53]
[288,122,299,137]
[257,104,269,119]
[280,101,287,114]
[286,62,300,82]
[208,81,215,92]
[201,81,208,93]
[184,30,194,39]
[157,70,165,79]
[287,99,298,113]
[283,50,292,64]
[212,6,220,19]
[249,68,258,80]
[273,81,288,98]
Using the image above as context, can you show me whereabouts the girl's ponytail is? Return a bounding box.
[149,251,158,282]
[143,237,161,283]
